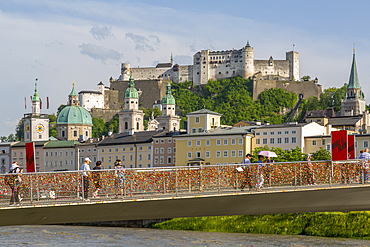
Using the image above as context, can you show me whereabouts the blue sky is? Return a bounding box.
[1,0,370,136]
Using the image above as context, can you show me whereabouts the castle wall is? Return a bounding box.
[252,79,322,101]
[254,60,290,78]
[90,108,121,122]
[110,79,168,109]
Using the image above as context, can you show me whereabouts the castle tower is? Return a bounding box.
[157,82,181,131]
[56,83,93,140]
[120,63,131,81]
[243,41,254,78]
[341,48,366,116]
[118,73,145,133]
[23,80,49,142]
[286,51,299,80]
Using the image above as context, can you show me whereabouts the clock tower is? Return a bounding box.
[23,81,49,142]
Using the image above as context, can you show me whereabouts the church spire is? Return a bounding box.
[32,79,40,102]
[348,46,361,90]
[125,69,139,99]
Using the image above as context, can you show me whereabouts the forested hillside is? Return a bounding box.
[171,77,297,125]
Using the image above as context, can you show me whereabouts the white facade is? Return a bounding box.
[0,142,15,173]
[253,122,328,153]
[44,147,77,172]
[79,82,106,111]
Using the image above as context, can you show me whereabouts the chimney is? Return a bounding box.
[129,129,135,136]
[108,130,113,136]
[326,107,335,118]
[326,124,332,135]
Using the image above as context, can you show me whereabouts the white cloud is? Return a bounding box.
[89,25,114,40]
[79,43,121,62]
[125,33,161,52]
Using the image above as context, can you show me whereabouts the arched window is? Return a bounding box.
[137,122,139,130]
[125,122,128,129]
[1,159,5,165]
[61,130,65,137]
[85,131,88,136]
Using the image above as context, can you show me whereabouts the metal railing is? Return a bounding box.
[0,160,369,206]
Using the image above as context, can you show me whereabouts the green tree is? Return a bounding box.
[301,75,311,81]
[15,119,24,141]
[251,146,306,163]
[311,148,331,161]
[92,117,106,138]
[57,104,67,116]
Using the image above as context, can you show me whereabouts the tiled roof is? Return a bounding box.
[328,117,361,126]
[175,126,255,138]
[12,141,49,147]
[98,130,167,146]
[44,140,80,149]
[186,109,222,116]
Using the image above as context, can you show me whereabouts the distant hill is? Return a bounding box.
[171,77,298,125]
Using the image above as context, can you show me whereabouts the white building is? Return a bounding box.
[252,122,331,153]
[0,142,18,173]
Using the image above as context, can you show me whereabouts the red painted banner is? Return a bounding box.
[331,130,348,161]
[25,142,36,172]
[348,135,355,159]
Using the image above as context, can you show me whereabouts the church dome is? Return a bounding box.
[57,105,92,125]
[124,74,139,99]
[162,82,176,105]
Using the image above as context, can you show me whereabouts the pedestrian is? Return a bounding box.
[306,154,316,185]
[240,154,253,191]
[359,148,370,183]
[92,161,102,198]
[114,160,125,198]
[256,155,265,191]
[263,156,273,187]
[7,162,22,206]
[80,157,92,201]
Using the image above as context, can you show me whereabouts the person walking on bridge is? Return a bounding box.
[256,155,265,191]
[359,148,370,183]
[240,154,253,191]
[80,157,92,201]
[114,160,125,198]
[7,162,22,206]
[92,161,102,198]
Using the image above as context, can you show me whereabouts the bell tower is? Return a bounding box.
[23,79,49,142]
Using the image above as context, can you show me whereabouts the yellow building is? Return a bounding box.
[175,109,254,166]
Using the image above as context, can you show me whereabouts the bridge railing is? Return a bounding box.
[0,159,368,205]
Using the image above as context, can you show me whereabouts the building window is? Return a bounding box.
[130,155,133,161]
[263,139,267,144]
[256,139,260,144]
[277,131,282,135]
[364,141,369,148]
[192,128,196,133]
[73,130,78,137]
[71,151,74,156]
[198,128,203,133]
[206,140,210,146]
[223,151,228,157]
[256,132,260,136]
[55,152,58,156]
[196,140,201,146]
[284,131,289,135]
[155,140,159,144]
[155,148,159,154]
[102,157,104,162]
[45,161,48,167]
[160,148,164,154]
[263,132,267,135]
[59,161,63,166]
[154,157,159,164]
[115,148,118,152]
[147,154,151,160]
[223,139,228,145]
[129,164,133,168]
[139,154,142,161]
[71,160,73,165]
[168,139,172,143]
[312,140,317,146]
[195,116,200,123]
[45,152,48,156]
[168,147,172,154]
[60,151,63,156]
[292,137,297,143]
[65,151,68,156]
[270,138,274,144]
[231,139,236,145]
[231,150,236,157]
[101,149,104,153]
[108,156,112,162]
[205,151,210,158]
[196,152,201,158]
[216,139,221,145]
[161,139,165,143]
[238,150,243,157]
[138,164,142,168]
[239,138,243,145]
[173,147,176,153]
[108,149,112,152]
[277,138,282,144]
[270,132,274,135]
[167,156,172,164]
[322,140,325,145]
[326,144,331,151]
[130,147,133,151]
[216,151,221,158]
[292,130,296,134]
[61,130,65,137]
[285,137,289,144]
[148,146,152,150]
[188,141,192,147]
[187,152,192,159]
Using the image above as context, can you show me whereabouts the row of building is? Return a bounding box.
[0,48,368,173]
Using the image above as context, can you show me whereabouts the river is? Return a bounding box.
[0,225,369,246]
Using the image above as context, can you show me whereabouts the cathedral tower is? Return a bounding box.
[118,73,145,133]
[341,48,366,116]
[23,81,49,142]
[157,82,180,131]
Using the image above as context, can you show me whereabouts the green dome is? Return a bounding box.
[124,74,139,99]
[57,105,92,125]
[162,82,176,105]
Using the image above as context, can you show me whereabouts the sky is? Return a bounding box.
[1,0,370,137]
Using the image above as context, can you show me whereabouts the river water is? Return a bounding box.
[0,225,369,246]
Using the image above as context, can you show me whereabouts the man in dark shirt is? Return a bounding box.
[92,161,102,198]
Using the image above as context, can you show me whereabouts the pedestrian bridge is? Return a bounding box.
[1,160,369,226]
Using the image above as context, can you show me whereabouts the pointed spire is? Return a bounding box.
[171,52,173,61]
[32,78,40,102]
[125,70,139,99]
[69,81,78,96]
[348,47,361,89]
[162,82,176,105]
[246,40,250,47]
